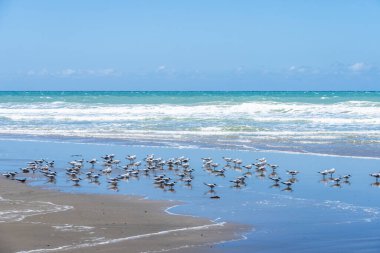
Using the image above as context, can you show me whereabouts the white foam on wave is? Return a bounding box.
[1,99,380,158]
[248,191,380,224]
[1,100,380,123]
[273,194,380,224]
[255,148,380,160]
[1,128,380,140]
[318,200,380,223]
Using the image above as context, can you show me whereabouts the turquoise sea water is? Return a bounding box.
[1,91,379,157]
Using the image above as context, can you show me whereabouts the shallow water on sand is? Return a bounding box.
[1,138,380,253]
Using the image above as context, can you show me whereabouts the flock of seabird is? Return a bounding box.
[317,168,352,187]
[2,154,380,198]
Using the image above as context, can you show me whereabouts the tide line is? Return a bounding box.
[17,222,226,253]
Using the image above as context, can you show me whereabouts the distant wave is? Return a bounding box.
[0,92,379,157]
[1,100,379,123]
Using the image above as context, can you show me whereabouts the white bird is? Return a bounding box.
[243,164,253,170]
[222,157,232,163]
[370,172,380,182]
[102,167,112,174]
[87,159,97,166]
[126,155,137,163]
[287,170,300,177]
[281,180,293,187]
[204,183,217,190]
[182,177,192,184]
[318,169,329,177]
[327,168,336,178]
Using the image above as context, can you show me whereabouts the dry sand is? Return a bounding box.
[0,178,248,253]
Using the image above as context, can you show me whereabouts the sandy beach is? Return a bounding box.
[0,177,248,253]
[1,137,380,253]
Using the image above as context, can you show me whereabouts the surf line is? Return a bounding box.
[17,222,227,253]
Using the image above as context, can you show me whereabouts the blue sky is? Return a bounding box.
[0,0,379,91]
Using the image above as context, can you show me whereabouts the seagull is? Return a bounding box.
[71,178,82,185]
[256,158,267,165]
[327,168,336,178]
[269,176,281,183]
[182,177,192,184]
[222,157,232,164]
[212,168,225,176]
[134,161,142,168]
[202,157,213,162]
[281,180,293,187]
[243,164,253,170]
[20,167,30,173]
[2,172,18,178]
[287,170,300,177]
[230,177,246,187]
[87,159,97,166]
[233,159,243,167]
[204,183,217,190]
[254,162,265,168]
[318,170,329,178]
[15,178,27,183]
[256,166,266,173]
[370,173,380,182]
[119,173,130,180]
[331,177,342,188]
[282,186,293,192]
[108,180,119,187]
[237,175,247,183]
[164,181,176,191]
[180,157,190,164]
[268,164,279,170]
[102,167,112,174]
[112,159,121,165]
[332,177,342,183]
[45,173,56,181]
[126,155,137,164]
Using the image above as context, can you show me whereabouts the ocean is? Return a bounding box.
[0,91,380,158]
[1,91,380,252]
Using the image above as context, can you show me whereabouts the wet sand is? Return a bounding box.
[0,178,248,253]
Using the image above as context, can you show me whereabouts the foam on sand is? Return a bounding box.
[16,222,227,253]
[0,196,73,223]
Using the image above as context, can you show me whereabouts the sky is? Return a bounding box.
[0,0,379,91]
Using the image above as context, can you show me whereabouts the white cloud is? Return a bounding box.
[26,68,118,78]
[155,65,178,77]
[235,66,245,75]
[97,68,116,76]
[26,68,49,76]
[349,62,371,72]
[60,68,76,76]
[156,65,166,72]
[287,65,312,74]
[290,66,306,73]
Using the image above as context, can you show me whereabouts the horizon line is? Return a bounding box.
[0,90,380,92]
